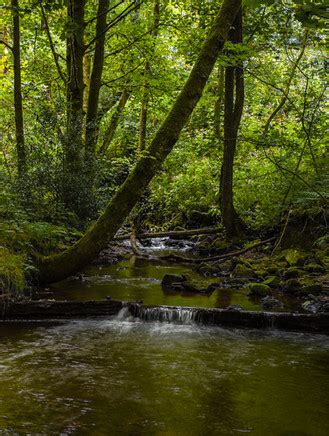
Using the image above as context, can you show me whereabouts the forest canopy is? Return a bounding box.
[0,0,328,285]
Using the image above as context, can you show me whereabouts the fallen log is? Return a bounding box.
[157,237,276,264]
[1,299,328,334]
[114,226,221,241]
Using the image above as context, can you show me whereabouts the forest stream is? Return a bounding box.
[1,239,329,434]
[46,238,303,312]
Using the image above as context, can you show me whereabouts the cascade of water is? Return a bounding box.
[115,306,131,320]
[133,305,198,324]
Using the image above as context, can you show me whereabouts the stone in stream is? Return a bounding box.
[161,274,212,294]
[302,297,329,314]
[247,283,271,297]
[261,296,284,310]
[263,276,281,288]
[225,304,244,312]
[161,274,187,287]
[232,263,258,279]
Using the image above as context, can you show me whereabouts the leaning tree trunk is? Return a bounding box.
[219,7,245,238]
[138,0,160,153]
[37,0,242,284]
[63,0,86,217]
[11,0,27,190]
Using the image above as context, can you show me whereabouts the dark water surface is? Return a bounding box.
[2,241,327,433]
[46,238,300,312]
[1,318,329,434]
[50,255,299,312]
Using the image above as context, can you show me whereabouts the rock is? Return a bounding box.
[226,277,249,287]
[225,305,244,312]
[263,276,281,288]
[182,281,211,294]
[304,263,326,274]
[164,239,186,248]
[261,296,284,310]
[302,297,329,314]
[210,239,230,251]
[284,279,302,294]
[281,249,309,266]
[283,268,303,280]
[206,282,224,292]
[162,275,211,294]
[161,274,187,287]
[232,264,258,279]
[218,259,234,272]
[198,263,219,276]
[247,283,271,297]
[299,284,323,296]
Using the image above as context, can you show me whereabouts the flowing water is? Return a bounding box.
[47,239,299,312]
[1,318,329,434]
[1,240,328,433]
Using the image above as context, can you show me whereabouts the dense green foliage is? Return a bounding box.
[0,0,328,288]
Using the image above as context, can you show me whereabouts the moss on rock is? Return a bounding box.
[247,283,271,297]
[284,278,302,294]
[263,276,281,288]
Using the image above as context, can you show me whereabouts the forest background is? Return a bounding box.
[0,0,327,290]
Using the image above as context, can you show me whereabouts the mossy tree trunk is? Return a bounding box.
[214,64,225,137]
[63,0,86,217]
[85,0,110,198]
[11,0,28,192]
[98,89,130,155]
[219,7,245,238]
[38,0,242,284]
[138,0,160,153]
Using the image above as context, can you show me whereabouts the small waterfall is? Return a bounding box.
[131,304,199,324]
[115,306,131,320]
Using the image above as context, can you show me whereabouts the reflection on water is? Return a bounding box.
[49,253,300,312]
[0,319,329,434]
[49,256,267,311]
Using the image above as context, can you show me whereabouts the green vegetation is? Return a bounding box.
[0,0,327,290]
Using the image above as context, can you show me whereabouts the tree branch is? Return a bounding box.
[40,4,66,83]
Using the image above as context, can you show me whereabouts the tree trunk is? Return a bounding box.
[138,0,160,153]
[11,0,27,187]
[219,7,245,238]
[214,64,224,137]
[37,0,242,284]
[98,89,130,155]
[63,0,86,217]
[85,0,110,175]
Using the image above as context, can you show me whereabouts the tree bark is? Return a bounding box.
[214,64,224,137]
[138,0,160,153]
[63,0,86,217]
[98,89,130,155]
[11,0,27,186]
[219,7,245,238]
[37,0,242,284]
[85,0,110,169]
